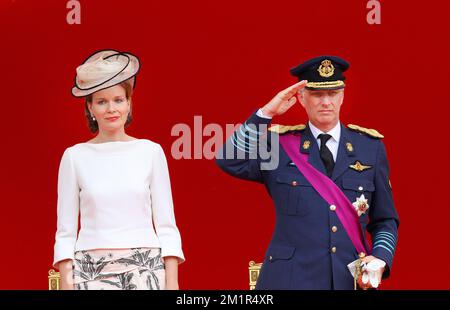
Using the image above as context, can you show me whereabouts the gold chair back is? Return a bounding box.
[248,261,262,290]
[48,269,60,290]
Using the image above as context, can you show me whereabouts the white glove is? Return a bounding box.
[360,258,386,288]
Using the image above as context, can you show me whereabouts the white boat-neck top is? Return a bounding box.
[53,139,184,268]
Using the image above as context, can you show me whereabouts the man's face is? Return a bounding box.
[298,88,344,128]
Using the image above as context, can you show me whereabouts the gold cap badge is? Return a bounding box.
[318,59,335,78]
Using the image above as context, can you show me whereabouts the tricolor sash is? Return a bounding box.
[279,133,371,255]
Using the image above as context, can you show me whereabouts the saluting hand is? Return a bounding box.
[261,80,307,118]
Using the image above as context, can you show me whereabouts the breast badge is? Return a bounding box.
[349,161,372,172]
[352,194,370,216]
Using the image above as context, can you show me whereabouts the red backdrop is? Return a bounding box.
[1,0,449,289]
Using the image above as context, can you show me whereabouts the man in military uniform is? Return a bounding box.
[216,56,399,290]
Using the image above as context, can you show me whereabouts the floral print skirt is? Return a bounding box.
[72,247,165,290]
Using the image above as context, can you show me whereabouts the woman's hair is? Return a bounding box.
[84,79,134,133]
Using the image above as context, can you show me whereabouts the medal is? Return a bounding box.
[352,194,369,216]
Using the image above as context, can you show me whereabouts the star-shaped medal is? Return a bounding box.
[352,194,369,216]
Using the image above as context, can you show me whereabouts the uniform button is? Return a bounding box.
[331,226,338,233]
[292,181,298,186]
[269,256,273,261]
[331,247,337,253]
[358,186,364,191]
[330,205,336,211]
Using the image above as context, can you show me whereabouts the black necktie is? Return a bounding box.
[318,134,334,177]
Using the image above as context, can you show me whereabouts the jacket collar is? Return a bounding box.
[299,123,356,180]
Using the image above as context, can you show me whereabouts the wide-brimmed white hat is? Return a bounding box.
[72,49,140,97]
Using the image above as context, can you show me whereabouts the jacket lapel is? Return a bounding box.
[331,124,356,181]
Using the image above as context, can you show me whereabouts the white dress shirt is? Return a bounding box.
[53,139,185,268]
[308,121,341,162]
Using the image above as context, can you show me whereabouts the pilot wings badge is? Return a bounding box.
[349,161,372,172]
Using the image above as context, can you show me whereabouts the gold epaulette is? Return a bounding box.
[268,124,306,134]
[347,124,384,139]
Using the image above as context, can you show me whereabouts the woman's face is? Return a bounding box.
[88,84,130,132]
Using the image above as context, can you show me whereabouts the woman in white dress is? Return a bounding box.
[53,49,184,290]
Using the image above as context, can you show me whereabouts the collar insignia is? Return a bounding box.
[303,140,311,150]
[346,142,354,152]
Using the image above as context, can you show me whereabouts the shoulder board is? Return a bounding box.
[347,124,384,139]
[268,124,306,134]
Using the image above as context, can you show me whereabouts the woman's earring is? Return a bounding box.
[91,115,96,121]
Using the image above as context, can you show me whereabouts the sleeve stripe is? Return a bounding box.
[243,122,263,135]
[235,132,254,148]
[373,244,394,256]
[231,136,250,153]
[373,240,395,252]
[374,232,396,243]
[232,132,257,153]
[239,126,258,142]
[233,140,254,153]
[374,235,396,247]
[233,134,256,151]
[374,231,396,240]
[374,236,396,246]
